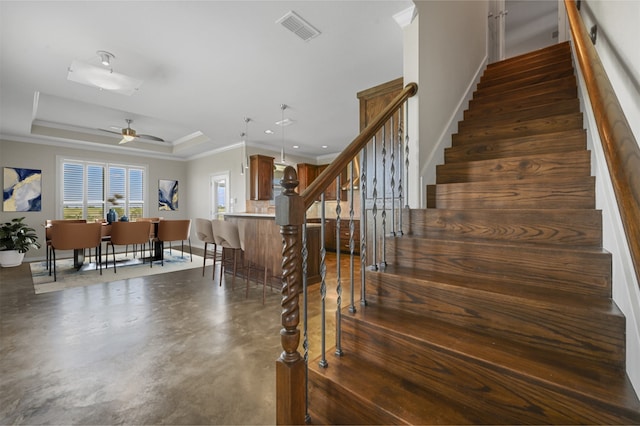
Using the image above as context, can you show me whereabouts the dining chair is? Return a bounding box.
[156,219,192,266]
[195,218,219,276]
[45,219,87,270]
[49,222,102,281]
[212,220,244,290]
[106,221,153,272]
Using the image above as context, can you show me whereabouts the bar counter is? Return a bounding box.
[224,213,321,285]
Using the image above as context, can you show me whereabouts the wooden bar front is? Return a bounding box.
[224,213,320,285]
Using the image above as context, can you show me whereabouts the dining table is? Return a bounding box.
[46,220,161,269]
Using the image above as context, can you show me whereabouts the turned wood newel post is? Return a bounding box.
[275,165,305,425]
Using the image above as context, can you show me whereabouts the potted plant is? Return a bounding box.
[0,217,41,267]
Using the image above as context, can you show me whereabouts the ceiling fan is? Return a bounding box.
[100,119,165,144]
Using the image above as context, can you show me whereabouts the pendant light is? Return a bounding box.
[240,117,251,175]
[280,104,287,163]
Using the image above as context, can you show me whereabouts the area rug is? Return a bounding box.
[30,250,204,294]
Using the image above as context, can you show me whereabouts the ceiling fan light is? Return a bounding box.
[67,60,143,96]
[122,127,136,138]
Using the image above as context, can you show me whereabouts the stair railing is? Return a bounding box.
[565,0,640,286]
[275,82,418,424]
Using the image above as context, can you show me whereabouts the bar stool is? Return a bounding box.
[212,220,243,289]
[195,218,219,276]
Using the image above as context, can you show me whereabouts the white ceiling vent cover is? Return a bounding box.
[277,11,320,42]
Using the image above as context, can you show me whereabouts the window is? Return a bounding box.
[59,158,147,221]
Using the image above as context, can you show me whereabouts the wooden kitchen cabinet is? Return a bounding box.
[317,164,348,201]
[296,163,318,194]
[249,154,274,200]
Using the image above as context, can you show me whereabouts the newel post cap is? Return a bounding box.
[275,166,304,226]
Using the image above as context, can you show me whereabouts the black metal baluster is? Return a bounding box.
[360,148,368,306]
[319,194,328,368]
[349,158,356,314]
[390,114,396,237]
[398,117,404,235]
[335,175,343,357]
[301,218,310,422]
[381,124,387,269]
[371,135,378,270]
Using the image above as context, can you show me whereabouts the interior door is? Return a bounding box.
[488,0,506,63]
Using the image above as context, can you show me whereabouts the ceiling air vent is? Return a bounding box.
[277,11,320,42]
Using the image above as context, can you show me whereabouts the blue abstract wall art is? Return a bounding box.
[158,179,178,211]
[3,167,42,212]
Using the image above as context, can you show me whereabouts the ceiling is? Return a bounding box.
[0,1,413,161]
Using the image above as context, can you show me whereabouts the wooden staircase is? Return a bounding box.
[307,42,640,424]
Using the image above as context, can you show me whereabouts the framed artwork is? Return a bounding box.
[159,179,178,211]
[3,167,42,212]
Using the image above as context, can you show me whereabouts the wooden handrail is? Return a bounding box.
[565,0,640,285]
[300,82,418,209]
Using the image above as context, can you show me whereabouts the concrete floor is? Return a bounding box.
[1,250,352,425]
[0,253,287,425]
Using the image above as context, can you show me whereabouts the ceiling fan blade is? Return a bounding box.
[137,134,165,142]
[98,128,123,136]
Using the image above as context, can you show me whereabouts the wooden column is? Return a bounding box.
[275,166,305,425]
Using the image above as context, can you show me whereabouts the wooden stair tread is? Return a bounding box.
[458,98,580,131]
[436,150,591,183]
[475,65,575,96]
[344,304,640,421]
[484,42,570,72]
[368,261,623,365]
[445,129,587,162]
[430,175,595,210]
[452,112,583,146]
[467,75,577,108]
[373,262,613,310]
[386,233,611,298]
[407,208,602,246]
[308,351,481,425]
[478,59,574,90]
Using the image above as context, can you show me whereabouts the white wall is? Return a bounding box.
[186,143,247,222]
[406,0,488,207]
[0,138,188,261]
[569,0,640,394]
[505,0,558,58]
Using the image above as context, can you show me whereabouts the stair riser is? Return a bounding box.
[459,99,580,131]
[386,237,611,297]
[437,151,591,184]
[468,76,577,109]
[365,272,625,367]
[478,60,574,91]
[445,130,587,163]
[340,313,634,424]
[407,209,602,246]
[431,177,596,210]
[452,113,584,146]
[465,88,579,120]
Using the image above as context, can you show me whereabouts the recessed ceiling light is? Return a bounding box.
[275,118,294,127]
[293,145,299,149]
[265,129,274,135]
[322,145,328,149]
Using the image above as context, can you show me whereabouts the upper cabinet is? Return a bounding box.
[250,154,274,200]
[296,163,318,194]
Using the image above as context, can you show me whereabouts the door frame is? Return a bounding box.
[210,172,230,220]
